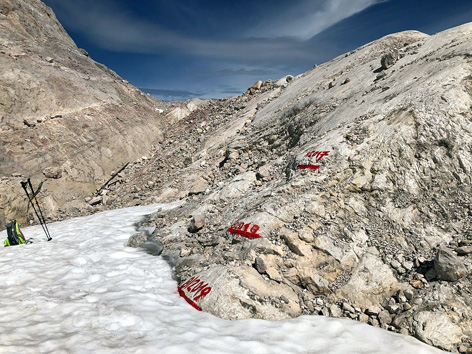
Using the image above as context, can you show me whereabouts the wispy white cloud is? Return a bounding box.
[44,0,384,59]
[45,0,177,50]
[248,0,387,40]
[42,0,387,98]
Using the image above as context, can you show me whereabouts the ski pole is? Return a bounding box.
[22,179,52,241]
[27,178,52,241]
[21,179,52,241]
[21,181,48,239]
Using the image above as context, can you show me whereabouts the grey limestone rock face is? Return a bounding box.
[139,22,472,353]
[0,0,170,225]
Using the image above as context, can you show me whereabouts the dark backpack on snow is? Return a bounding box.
[4,220,26,247]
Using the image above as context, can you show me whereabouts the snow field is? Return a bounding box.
[0,202,445,353]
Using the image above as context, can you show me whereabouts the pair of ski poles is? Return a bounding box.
[21,178,52,241]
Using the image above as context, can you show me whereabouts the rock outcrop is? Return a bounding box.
[110,24,471,352]
[0,0,174,228]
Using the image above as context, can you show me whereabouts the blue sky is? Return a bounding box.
[42,0,472,101]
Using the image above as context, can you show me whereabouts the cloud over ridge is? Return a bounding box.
[248,0,388,40]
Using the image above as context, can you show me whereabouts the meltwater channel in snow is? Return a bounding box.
[0,202,445,354]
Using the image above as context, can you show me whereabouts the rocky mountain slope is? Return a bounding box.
[0,0,198,228]
[110,24,471,352]
[1,1,471,352]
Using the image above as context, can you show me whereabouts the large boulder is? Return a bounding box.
[337,252,399,309]
[43,166,63,179]
[412,311,463,352]
[212,172,256,200]
[179,266,302,320]
[127,231,148,248]
[380,49,399,70]
[434,247,467,281]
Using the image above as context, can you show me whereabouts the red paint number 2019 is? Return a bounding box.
[178,277,212,311]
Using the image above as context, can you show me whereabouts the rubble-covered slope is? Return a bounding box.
[109,24,472,352]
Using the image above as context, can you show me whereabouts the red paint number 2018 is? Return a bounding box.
[227,221,261,238]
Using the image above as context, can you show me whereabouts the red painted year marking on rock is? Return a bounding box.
[178,276,212,311]
[305,151,329,161]
[227,221,261,238]
[297,150,330,170]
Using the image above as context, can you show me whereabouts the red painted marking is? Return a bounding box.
[297,164,320,170]
[234,221,244,230]
[227,222,261,238]
[305,151,317,158]
[178,287,202,311]
[178,276,213,311]
[190,281,209,294]
[316,151,329,161]
[305,151,330,161]
[250,225,259,234]
[187,280,202,292]
[194,287,211,301]
[181,278,198,291]
[179,277,195,289]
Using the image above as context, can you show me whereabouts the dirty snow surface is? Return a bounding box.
[0,203,445,354]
